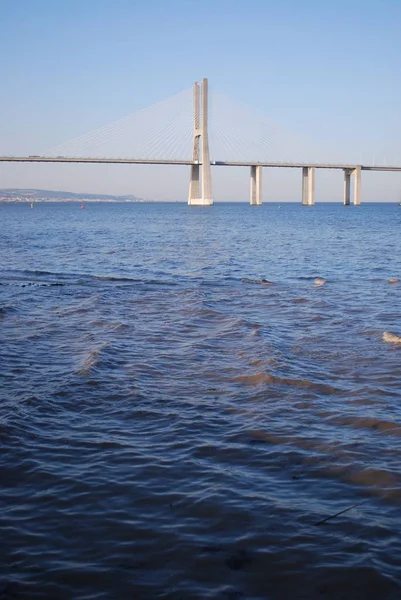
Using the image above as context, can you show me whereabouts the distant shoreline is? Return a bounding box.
[0,199,155,203]
[0,188,149,203]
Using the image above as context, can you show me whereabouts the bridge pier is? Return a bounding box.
[189,163,200,201]
[250,165,262,205]
[343,169,351,205]
[353,166,361,205]
[343,167,361,205]
[188,78,213,206]
[302,167,315,205]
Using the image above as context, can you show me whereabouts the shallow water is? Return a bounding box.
[1,201,401,599]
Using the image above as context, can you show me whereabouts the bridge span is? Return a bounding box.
[2,155,400,207]
[3,156,401,171]
[2,78,399,206]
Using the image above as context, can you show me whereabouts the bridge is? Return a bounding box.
[1,78,400,206]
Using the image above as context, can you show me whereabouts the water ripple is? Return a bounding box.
[1,202,401,599]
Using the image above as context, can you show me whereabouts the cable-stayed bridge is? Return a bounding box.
[1,78,400,205]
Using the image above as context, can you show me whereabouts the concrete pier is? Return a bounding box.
[344,167,361,205]
[200,78,213,205]
[343,169,351,205]
[250,165,262,205]
[302,167,315,206]
[188,82,201,203]
[353,166,361,205]
[188,78,213,206]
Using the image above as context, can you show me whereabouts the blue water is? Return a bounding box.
[1,201,401,599]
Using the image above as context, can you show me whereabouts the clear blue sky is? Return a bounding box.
[0,0,400,201]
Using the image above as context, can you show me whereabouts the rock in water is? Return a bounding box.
[314,277,326,286]
[383,331,401,344]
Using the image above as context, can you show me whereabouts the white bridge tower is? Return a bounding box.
[188,78,213,206]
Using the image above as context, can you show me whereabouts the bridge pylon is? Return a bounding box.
[188,78,213,206]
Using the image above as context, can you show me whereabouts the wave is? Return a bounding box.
[0,304,18,316]
[234,372,341,394]
[76,343,109,376]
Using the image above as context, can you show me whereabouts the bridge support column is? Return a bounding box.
[353,166,361,205]
[188,78,213,206]
[189,164,200,202]
[250,165,262,205]
[302,167,315,205]
[343,169,351,205]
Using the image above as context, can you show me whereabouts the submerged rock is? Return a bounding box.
[241,278,273,286]
[383,331,401,344]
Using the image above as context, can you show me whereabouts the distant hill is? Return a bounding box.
[0,188,150,202]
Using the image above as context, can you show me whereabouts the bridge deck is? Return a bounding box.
[1,156,401,171]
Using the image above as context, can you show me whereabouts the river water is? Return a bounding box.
[1,201,401,600]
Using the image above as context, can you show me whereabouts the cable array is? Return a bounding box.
[209,90,317,163]
[44,85,319,163]
[45,88,194,160]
